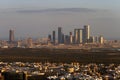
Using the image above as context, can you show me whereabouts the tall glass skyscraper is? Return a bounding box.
[74,29,83,44]
[69,32,73,44]
[78,29,83,44]
[9,29,14,43]
[53,31,56,44]
[58,27,62,44]
[74,29,79,44]
[83,25,90,43]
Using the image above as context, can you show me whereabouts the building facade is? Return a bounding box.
[9,29,14,43]
[74,29,79,44]
[58,27,62,44]
[69,32,73,44]
[83,25,90,43]
[78,29,83,44]
[53,31,56,44]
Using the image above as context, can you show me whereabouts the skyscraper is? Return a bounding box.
[9,29,14,43]
[78,29,83,44]
[74,29,83,44]
[58,27,62,44]
[69,32,73,44]
[99,35,104,44]
[83,25,90,43]
[53,31,56,44]
[64,35,70,44]
[74,29,79,44]
[61,33,64,43]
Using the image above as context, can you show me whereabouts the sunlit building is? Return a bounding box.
[74,29,79,44]
[99,35,104,44]
[78,29,83,44]
[69,32,73,44]
[83,25,90,43]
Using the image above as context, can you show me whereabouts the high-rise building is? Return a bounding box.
[9,29,14,43]
[99,35,104,44]
[69,32,73,44]
[83,25,90,43]
[61,33,64,43]
[58,27,62,44]
[74,29,83,44]
[53,31,56,44]
[78,29,83,44]
[64,35,70,44]
[74,29,79,44]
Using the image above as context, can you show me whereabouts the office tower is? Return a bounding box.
[61,33,64,43]
[53,31,56,44]
[48,34,51,42]
[74,29,79,44]
[69,32,73,44]
[58,27,62,44]
[74,29,83,44]
[9,29,14,43]
[83,25,90,43]
[99,35,104,44]
[64,35,70,44]
[78,29,83,44]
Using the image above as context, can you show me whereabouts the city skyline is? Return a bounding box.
[48,25,104,45]
[0,0,120,40]
[0,25,117,40]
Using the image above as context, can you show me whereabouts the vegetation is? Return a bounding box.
[0,48,120,64]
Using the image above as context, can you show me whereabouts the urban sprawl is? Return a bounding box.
[0,62,120,80]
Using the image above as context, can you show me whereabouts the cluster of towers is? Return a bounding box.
[48,25,104,45]
[74,25,90,44]
[8,25,104,45]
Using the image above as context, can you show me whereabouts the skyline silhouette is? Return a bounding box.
[0,0,119,40]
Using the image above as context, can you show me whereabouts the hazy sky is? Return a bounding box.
[0,0,120,40]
